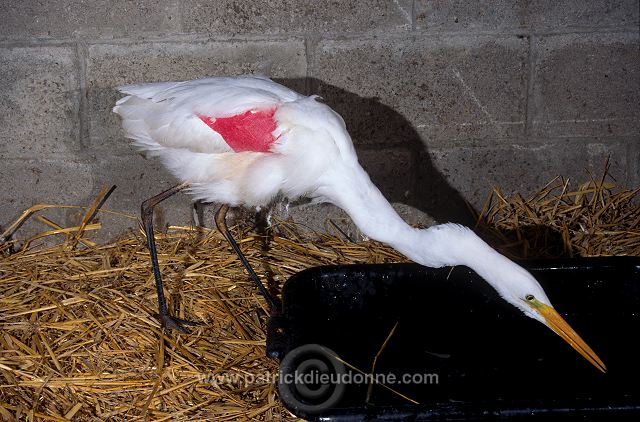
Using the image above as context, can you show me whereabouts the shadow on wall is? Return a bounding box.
[275,77,475,226]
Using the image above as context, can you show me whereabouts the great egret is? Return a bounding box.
[113,75,606,373]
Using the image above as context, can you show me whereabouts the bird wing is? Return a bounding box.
[113,76,359,207]
[113,76,303,154]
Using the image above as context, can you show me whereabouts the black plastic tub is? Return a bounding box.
[267,257,640,420]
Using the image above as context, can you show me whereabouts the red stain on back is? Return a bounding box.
[198,108,277,153]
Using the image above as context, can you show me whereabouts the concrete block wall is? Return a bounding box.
[1,1,639,241]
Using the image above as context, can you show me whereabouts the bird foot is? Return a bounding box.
[155,312,203,333]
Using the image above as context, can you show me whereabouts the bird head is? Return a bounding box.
[414,225,608,373]
[489,262,607,373]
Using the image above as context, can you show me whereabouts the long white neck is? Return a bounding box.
[317,164,516,278]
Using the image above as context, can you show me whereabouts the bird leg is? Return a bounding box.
[141,183,201,333]
[214,204,279,312]
[192,200,205,227]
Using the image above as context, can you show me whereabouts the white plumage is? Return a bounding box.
[115,76,354,207]
[114,75,605,372]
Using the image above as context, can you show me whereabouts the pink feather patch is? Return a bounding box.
[198,109,277,153]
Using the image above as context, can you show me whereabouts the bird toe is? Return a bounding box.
[156,312,202,333]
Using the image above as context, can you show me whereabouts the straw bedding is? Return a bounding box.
[475,169,640,258]
[1,169,638,421]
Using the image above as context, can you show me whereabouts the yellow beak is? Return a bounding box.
[533,300,606,373]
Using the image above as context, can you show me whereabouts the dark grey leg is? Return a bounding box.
[141,183,201,332]
[214,204,278,312]
[192,200,205,227]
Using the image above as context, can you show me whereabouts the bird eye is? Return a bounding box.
[525,294,535,302]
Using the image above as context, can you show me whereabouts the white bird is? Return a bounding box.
[113,75,605,372]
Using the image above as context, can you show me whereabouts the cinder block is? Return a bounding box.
[181,0,411,34]
[357,147,415,204]
[0,46,80,157]
[309,35,528,147]
[417,140,631,221]
[277,201,436,242]
[278,202,360,240]
[530,32,640,138]
[87,40,307,155]
[0,0,181,39]
[392,203,437,228]
[528,0,639,29]
[632,144,640,188]
[0,158,95,243]
[280,147,426,238]
[415,0,526,31]
[92,156,194,241]
[0,155,194,245]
